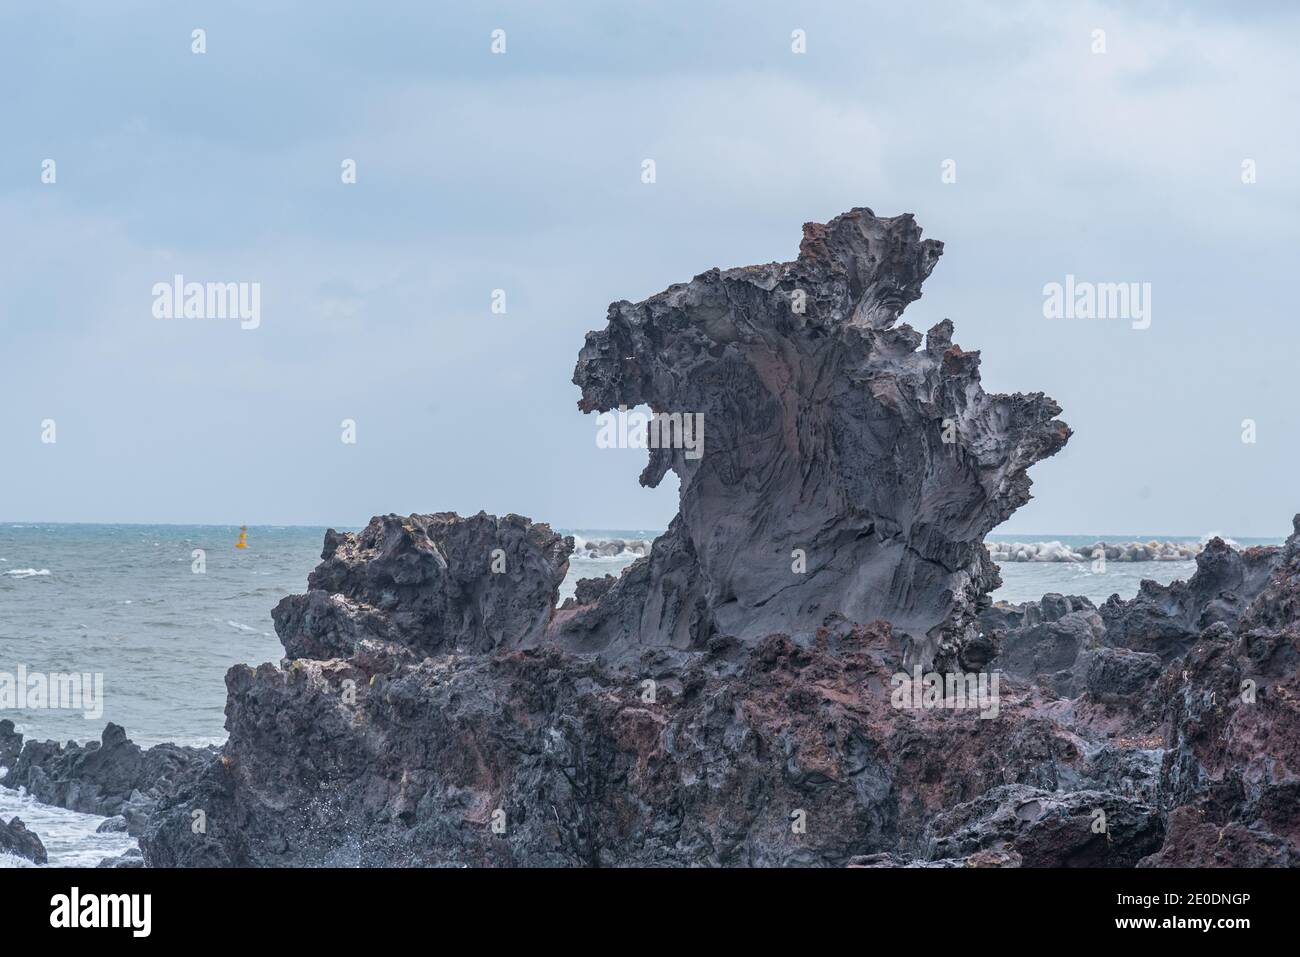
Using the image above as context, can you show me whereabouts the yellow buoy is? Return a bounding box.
[236,526,249,549]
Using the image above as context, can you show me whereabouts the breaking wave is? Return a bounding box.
[4,568,51,578]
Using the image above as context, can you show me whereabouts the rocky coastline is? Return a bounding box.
[3,208,1295,868]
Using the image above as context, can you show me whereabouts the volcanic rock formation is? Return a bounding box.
[130,509,1300,867]
[10,206,1293,869]
[1100,537,1281,661]
[271,512,573,661]
[562,207,1069,670]
[141,617,1144,867]
[0,723,216,837]
[132,507,1300,868]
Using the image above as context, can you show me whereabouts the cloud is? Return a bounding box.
[1,0,1295,534]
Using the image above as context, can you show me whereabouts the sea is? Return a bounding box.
[0,523,1284,866]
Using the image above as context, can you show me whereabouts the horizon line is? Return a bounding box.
[0,520,1288,542]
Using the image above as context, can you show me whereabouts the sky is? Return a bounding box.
[1,1,1297,536]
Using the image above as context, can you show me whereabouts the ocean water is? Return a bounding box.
[0,524,316,749]
[0,523,1283,867]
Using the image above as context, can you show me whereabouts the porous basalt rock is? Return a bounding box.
[273,511,573,660]
[559,575,618,610]
[1132,519,1300,865]
[563,207,1069,670]
[0,723,216,835]
[133,506,1293,869]
[979,594,1102,695]
[96,848,146,869]
[142,623,1108,867]
[1082,647,1163,704]
[925,783,1162,867]
[0,816,48,865]
[1100,537,1281,660]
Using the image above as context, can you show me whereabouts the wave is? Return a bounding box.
[1200,531,1239,548]
[568,536,1224,565]
[4,568,51,578]
[0,783,139,868]
[988,540,1204,563]
[570,536,653,561]
[131,734,227,749]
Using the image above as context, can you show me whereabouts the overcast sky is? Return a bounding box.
[1,1,1296,536]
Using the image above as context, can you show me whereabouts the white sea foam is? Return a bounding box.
[4,568,50,578]
[0,784,139,868]
[987,540,1205,563]
[1201,531,1240,548]
[570,535,654,561]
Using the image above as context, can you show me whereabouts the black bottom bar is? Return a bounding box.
[0,866,1281,942]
